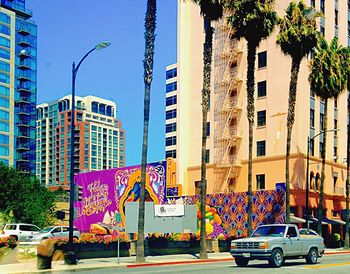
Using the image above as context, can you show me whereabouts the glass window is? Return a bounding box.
[0,13,10,24]
[0,61,9,72]
[256,174,265,190]
[0,36,10,48]
[166,109,176,120]
[166,82,177,93]
[310,109,314,127]
[287,227,298,237]
[335,9,338,26]
[165,149,176,159]
[0,48,10,60]
[0,145,9,156]
[166,95,177,106]
[0,134,8,144]
[91,101,98,113]
[99,104,106,115]
[0,109,9,120]
[0,72,9,84]
[311,0,315,8]
[165,122,176,133]
[165,136,176,146]
[257,140,266,156]
[320,113,324,130]
[0,85,9,96]
[257,81,266,97]
[0,97,9,107]
[258,51,267,68]
[257,110,266,127]
[320,0,325,13]
[0,24,10,36]
[166,68,177,79]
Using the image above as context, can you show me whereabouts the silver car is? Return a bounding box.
[26,226,80,242]
[0,223,41,242]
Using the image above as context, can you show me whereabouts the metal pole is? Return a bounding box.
[117,226,120,264]
[66,61,77,264]
[305,136,310,228]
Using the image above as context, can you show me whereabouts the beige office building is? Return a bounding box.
[169,0,349,220]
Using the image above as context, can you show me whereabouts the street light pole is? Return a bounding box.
[305,129,339,230]
[65,41,111,265]
[305,136,310,228]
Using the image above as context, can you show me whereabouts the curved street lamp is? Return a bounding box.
[66,41,111,265]
[305,128,340,228]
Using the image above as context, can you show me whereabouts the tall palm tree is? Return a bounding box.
[191,0,223,260]
[223,0,278,236]
[136,0,157,263]
[276,1,321,224]
[309,37,347,235]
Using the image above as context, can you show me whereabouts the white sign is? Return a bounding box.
[154,204,185,217]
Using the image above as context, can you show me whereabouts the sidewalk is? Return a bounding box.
[1,248,350,274]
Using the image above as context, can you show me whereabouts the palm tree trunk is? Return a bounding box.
[345,91,350,249]
[317,99,327,235]
[136,0,156,263]
[199,18,214,260]
[246,41,257,237]
[285,57,301,224]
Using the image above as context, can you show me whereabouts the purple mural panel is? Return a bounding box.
[74,161,166,233]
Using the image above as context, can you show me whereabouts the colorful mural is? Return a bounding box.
[166,184,286,238]
[74,161,166,233]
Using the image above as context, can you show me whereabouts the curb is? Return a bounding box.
[127,257,233,268]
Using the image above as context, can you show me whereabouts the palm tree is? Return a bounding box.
[309,37,347,235]
[136,0,157,263]
[191,0,223,260]
[223,0,278,236]
[276,1,321,224]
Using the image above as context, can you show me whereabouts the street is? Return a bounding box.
[63,253,350,274]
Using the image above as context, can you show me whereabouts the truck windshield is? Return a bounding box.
[252,226,285,237]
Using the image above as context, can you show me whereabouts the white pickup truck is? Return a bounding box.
[230,224,325,267]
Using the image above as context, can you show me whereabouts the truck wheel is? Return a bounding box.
[306,248,318,264]
[235,257,249,267]
[269,249,284,267]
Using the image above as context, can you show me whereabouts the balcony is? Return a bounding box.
[19,50,30,59]
[18,74,30,81]
[18,63,30,70]
[17,143,30,151]
[17,108,30,115]
[18,28,30,36]
[18,85,30,93]
[17,131,30,139]
[18,39,30,47]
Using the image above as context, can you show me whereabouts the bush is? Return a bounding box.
[0,237,17,249]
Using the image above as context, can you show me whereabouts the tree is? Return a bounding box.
[276,1,321,224]
[191,0,223,259]
[0,163,56,228]
[223,0,278,236]
[136,0,157,263]
[309,37,347,235]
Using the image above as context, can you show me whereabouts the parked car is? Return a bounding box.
[0,223,41,241]
[26,226,80,242]
[230,224,325,267]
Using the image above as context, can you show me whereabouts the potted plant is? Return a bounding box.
[37,239,56,270]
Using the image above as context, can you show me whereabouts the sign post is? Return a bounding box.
[115,213,121,264]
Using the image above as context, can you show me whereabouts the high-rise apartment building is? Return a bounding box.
[169,0,348,219]
[36,95,125,187]
[0,0,37,173]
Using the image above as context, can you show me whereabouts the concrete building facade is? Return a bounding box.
[0,0,37,173]
[170,0,349,222]
[36,95,125,188]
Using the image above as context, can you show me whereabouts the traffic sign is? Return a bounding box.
[115,212,121,223]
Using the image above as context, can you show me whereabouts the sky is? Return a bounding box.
[27,0,177,166]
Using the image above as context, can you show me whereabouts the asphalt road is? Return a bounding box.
[60,253,350,274]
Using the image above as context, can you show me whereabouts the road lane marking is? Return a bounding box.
[304,261,350,269]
